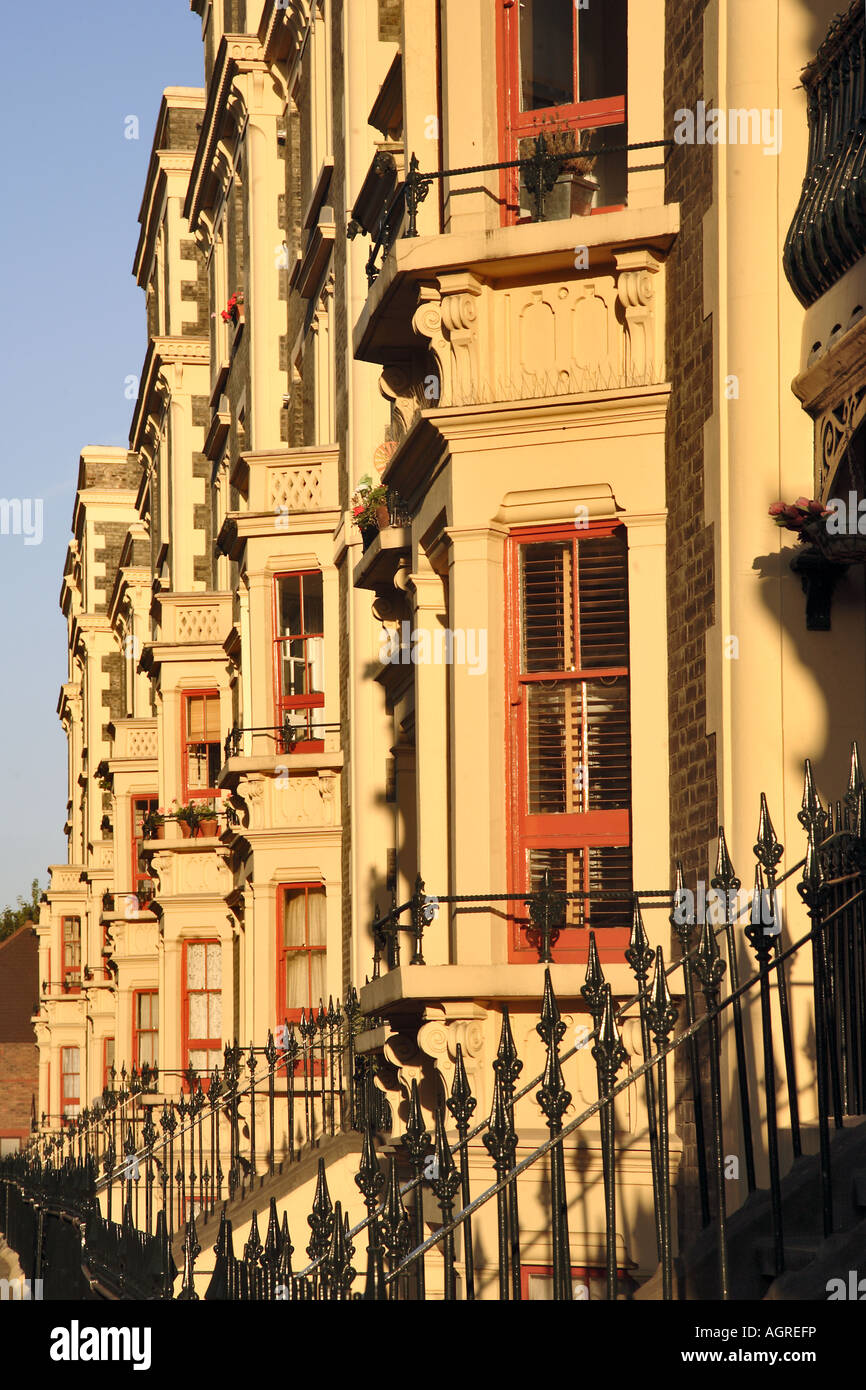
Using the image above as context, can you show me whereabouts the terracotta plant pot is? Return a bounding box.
[155,823,165,840]
[374,502,391,530]
[179,822,193,839]
[198,819,219,838]
[569,173,599,216]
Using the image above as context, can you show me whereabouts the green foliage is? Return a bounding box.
[0,879,41,945]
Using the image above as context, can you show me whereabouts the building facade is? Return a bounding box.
[17,0,866,1300]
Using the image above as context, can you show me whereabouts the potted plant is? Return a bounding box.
[540,123,599,216]
[141,809,165,841]
[198,804,220,838]
[221,290,244,328]
[352,474,391,549]
[174,801,203,838]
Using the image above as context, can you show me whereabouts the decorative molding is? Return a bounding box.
[614,248,661,379]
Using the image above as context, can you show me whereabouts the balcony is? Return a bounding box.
[217,446,340,558]
[108,717,158,768]
[784,1,866,310]
[141,592,233,675]
[784,2,866,504]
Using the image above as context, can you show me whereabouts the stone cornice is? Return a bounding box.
[129,336,210,454]
[184,34,267,236]
[258,0,312,68]
[383,385,671,504]
[133,150,201,288]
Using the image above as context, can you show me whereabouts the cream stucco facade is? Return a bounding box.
[28,0,866,1298]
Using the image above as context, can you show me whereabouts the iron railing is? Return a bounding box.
[223,720,341,761]
[349,136,674,286]
[5,747,866,1299]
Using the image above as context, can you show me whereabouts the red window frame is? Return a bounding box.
[131,795,158,898]
[182,939,223,1085]
[61,916,82,992]
[181,690,222,800]
[520,1263,633,1300]
[133,989,158,1069]
[272,572,325,753]
[505,521,632,962]
[496,0,627,224]
[61,1046,80,1122]
[103,1037,115,1091]
[277,883,327,1020]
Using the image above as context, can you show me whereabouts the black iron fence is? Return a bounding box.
[5,749,866,1299]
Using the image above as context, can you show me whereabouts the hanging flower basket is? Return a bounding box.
[769,498,866,564]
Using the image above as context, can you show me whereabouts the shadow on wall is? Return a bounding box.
[753,545,866,796]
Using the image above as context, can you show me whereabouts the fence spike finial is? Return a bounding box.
[493,1006,522,1087]
[647,946,678,1041]
[712,826,740,895]
[402,1076,432,1171]
[847,740,864,811]
[754,793,784,875]
[447,1042,477,1130]
[798,825,827,909]
[581,930,606,1022]
[799,760,828,839]
[307,1158,335,1263]
[625,898,653,980]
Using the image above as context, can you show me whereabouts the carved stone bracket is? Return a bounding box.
[417,1010,487,1116]
[411,272,486,407]
[614,248,661,380]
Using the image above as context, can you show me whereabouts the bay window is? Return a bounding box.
[133,990,158,1069]
[499,0,628,221]
[61,917,81,992]
[182,691,221,799]
[507,525,633,960]
[273,572,325,751]
[183,940,223,1079]
[277,885,327,1023]
[61,1046,80,1121]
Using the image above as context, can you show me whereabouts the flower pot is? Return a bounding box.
[155,824,165,840]
[361,523,379,552]
[569,173,599,216]
[198,819,219,838]
[374,502,391,530]
[179,822,193,839]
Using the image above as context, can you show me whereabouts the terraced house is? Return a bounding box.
[6,0,866,1303]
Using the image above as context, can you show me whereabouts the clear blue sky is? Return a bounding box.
[0,1,203,907]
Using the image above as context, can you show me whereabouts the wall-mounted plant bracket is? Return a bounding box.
[790,545,848,630]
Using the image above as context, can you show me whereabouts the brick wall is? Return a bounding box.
[0,1044,38,1137]
[665,0,718,1255]
[180,238,211,337]
[285,107,304,448]
[664,0,717,889]
[378,0,402,43]
[0,927,38,1137]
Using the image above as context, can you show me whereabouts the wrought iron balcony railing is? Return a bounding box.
[223,720,341,761]
[348,135,673,287]
[784,0,866,307]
